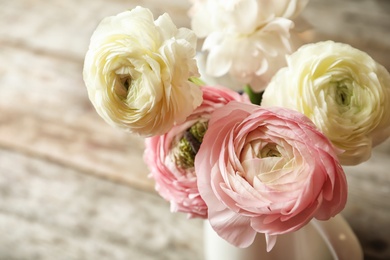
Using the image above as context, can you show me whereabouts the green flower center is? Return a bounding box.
[335,83,352,106]
[175,137,196,169]
[259,143,281,158]
[114,73,132,98]
[121,76,131,91]
[173,121,208,169]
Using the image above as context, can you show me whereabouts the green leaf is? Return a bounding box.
[243,85,263,105]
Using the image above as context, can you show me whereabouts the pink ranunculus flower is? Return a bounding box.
[144,86,249,218]
[195,101,348,249]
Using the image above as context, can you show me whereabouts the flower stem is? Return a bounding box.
[189,77,206,86]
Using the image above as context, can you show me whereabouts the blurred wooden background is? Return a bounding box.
[0,0,389,259]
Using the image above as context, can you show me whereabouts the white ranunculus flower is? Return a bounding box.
[83,7,202,137]
[190,0,308,36]
[189,0,309,92]
[261,41,390,165]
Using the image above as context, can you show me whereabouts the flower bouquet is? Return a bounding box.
[83,1,390,259]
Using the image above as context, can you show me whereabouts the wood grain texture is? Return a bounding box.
[0,0,389,259]
[0,44,153,191]
[0,149,203,260]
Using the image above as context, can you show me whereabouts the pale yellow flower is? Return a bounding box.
[262,41,390,165]
[83,7,202,137]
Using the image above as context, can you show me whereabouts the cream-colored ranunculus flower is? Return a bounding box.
[83,7,202,137]
[262,41,390,165]
[189,0,309,92]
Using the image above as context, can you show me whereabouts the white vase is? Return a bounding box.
[203,215,363,260]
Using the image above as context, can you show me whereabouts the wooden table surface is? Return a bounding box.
[0,0,389,259]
